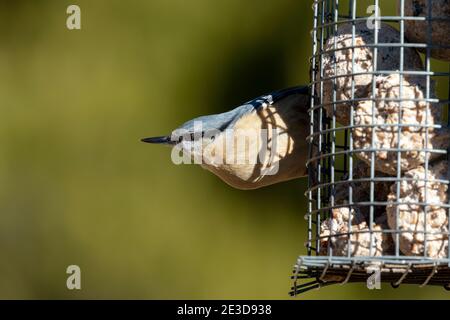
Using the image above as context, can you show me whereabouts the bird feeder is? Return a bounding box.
[291,0,450,295]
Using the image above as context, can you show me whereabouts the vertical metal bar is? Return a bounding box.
[317,0,325,256]
[308,0,320,257]
[423,0,432,259]
[325,0,332,256]
[395,0,405,258]
[369,0,380,257]
[330,0,339,241]
[347,0,356,258]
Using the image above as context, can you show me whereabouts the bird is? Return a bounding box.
[142,86,310,190]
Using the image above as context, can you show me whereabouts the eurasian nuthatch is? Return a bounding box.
[142,86,310,190]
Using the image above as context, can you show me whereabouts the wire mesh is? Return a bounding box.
[292,0,450,295]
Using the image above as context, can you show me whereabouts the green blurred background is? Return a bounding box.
[0,0,448,299]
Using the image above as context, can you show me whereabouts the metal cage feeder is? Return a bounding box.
[291,0,450,295]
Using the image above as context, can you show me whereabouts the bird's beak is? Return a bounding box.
[141,136,173,144]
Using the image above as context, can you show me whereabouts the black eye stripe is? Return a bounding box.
[175,131,218,143]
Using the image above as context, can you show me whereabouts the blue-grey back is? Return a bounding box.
[177,86,309,133]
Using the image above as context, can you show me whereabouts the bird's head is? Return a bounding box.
[141,106,252,163]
